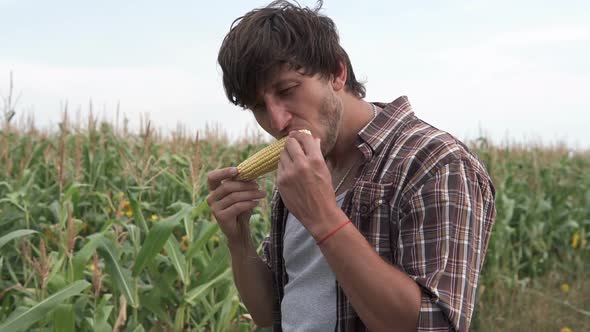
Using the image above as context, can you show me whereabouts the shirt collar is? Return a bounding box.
[356,96,415,161]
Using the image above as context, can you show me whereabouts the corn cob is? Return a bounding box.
[236,129,311,181]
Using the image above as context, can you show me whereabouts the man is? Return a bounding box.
[206,1,496,331]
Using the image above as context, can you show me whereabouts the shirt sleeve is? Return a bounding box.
[398,159,496,331]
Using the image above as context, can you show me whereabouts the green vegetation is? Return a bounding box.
[0,114,588,331]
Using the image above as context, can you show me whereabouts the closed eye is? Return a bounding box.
[278,85,297,97]
[249,84,298,112]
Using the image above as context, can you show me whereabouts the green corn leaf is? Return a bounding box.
[127,190,149,233]
[49,200,65,227]
[174,304,186,332]
[98,238,138,308]
[139,290,173,326]
[194,198,210,216]
[196,244,230,286]
[0,229,37,250]
[132,205,192,277]
[184,268,232,305]
[0,280,90,332]
[183,214,193,242]
[151,268,182,304]
[0,180,12,191]
[194,300,225,331]
[186,222,219,260]
[125,223,141,253]
[0,197,25,212]
[64,182,89,210]
[217,295,240,332]
[47,273,67,294]
[5,258,19,284]
[0,210,21,228]
[131,217,177,277]
[25,140,50,168]
[52,304,75,332]
[130,325,146,332]
[93,294,113,332]
[171,154,189,167]
[164,236,188,285]
[72,233,104,280]
[90,154,105,190]
[162,170,193,195]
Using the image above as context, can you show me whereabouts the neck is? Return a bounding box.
[325,94,374,171]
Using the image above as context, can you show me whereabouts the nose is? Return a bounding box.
[265,94,292,133]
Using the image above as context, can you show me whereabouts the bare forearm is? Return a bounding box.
[229,241,274,327]
[314,213,421,331]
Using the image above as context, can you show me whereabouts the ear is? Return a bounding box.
[331,61,347,92]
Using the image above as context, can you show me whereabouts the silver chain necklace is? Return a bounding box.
[334,103,377,193]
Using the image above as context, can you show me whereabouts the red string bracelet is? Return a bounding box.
[316,219,352,245]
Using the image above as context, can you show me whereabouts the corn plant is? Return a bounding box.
[0,116,272,331]
[0,114,588,331]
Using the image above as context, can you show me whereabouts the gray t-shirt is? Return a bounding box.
[281,191,347,331]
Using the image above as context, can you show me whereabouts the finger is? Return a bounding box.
[303,136,323,159]
[277,153,285,176]
[217,200,260,221]
[215,189,266,211]
[207,180,259,204]
[207,167,239,191]
[289,130,318,157]
[284,136,306,161]
[277,156,288,188]
[278,148,294,172]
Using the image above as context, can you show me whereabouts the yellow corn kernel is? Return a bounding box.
[236,129,311,181]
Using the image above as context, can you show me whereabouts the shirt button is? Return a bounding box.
[360,204,369,214]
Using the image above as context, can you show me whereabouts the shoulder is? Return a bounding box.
[379,116,493,195]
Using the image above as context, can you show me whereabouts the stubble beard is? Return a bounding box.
[318,90,342,158]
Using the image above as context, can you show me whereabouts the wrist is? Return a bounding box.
[316,219,351,245]
[226,232,253,254]
[308,207,349,242]
[228,240,258,262]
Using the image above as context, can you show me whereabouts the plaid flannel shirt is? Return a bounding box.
[261,96,496,331]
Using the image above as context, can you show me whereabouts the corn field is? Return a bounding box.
[0,114,588,331]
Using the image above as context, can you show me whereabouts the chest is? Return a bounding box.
[342,179,399,261]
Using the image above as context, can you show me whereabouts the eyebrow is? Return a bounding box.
[270,79,299,90]
[252,76,301,107]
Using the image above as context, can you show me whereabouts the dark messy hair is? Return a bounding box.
[217,0,366,109]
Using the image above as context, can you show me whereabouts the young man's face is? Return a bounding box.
[250,67,343,157]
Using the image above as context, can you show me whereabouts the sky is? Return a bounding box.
[0,0,588,149]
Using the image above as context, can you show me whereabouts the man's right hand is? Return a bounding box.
[206,167,267,245]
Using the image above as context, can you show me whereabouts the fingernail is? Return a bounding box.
[230,168,238,175]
